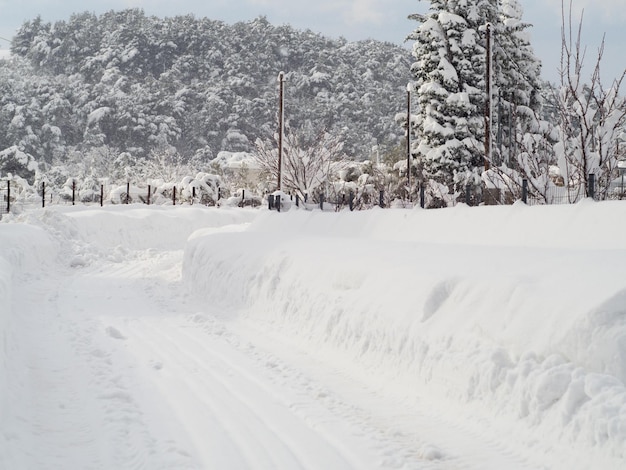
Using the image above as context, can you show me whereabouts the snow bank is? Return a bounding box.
[184,201,626,462]
[0,205,256,431]
[13,205,258,257]
[0,221,58,434]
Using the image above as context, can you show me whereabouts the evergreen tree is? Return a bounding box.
[409,0,487,205]
[409,0,547,205]
[6,9,411,173]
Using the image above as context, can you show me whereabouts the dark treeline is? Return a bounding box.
[1,9,411,179]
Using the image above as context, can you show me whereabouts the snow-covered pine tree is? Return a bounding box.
[409,0,488,206]
[409,0,550,205]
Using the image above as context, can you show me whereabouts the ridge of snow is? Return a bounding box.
[184,202,626,466]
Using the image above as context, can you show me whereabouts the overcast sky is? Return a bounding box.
[0,0,624,84]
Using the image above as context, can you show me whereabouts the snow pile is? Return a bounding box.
[13,205,257,255]
[184,201,626,463]
[2,201,626,467]
[0,205,256,450]
[0,222,57,432]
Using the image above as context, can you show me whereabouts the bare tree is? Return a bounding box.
[555,0,626,200]
[253,125,348,201]
[482,112,558,205]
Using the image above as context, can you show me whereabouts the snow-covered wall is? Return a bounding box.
[184,201,626,460]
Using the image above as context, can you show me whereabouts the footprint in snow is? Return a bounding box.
[105,326,126,340]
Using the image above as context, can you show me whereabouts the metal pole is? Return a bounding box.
[497,90,503,165]
[277,71,285,192]
[588,173,595,200]
[42,181,45,208]
[508,97,513,166]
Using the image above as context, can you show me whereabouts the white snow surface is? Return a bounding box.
[1,201,626,469]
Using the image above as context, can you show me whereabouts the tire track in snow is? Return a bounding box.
[170,317,424,469]
[225,319,547,470]
[7,255,201,470]
[112,315,385,469]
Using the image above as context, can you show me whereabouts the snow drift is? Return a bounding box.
[184,201,626,463]
[0,205,257,444]
[1,201,625,468]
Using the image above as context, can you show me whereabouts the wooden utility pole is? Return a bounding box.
[277,71,285,191]
[406,83,412,190]
[484,22,492,171]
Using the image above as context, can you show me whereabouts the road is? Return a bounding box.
[4,213,555,470]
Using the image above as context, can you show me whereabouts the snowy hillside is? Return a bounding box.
[1,202,626,469]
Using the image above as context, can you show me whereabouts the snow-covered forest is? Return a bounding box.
[0,1,625,208]
[0,10,411,205]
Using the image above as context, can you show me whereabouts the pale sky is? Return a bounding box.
[0,0,624,84]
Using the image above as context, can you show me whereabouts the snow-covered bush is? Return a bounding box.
[0,146,38,182]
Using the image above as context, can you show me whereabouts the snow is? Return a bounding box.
[213,151,261,171]
[1,202,626,469]
[87,107,112,126]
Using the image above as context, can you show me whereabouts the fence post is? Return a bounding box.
[125,182,130,204]
[100,184,104,207]
[268,194,274,210]
[147,185,151,205]
[588,173,595,200]
[6,180,10,213]
[192,186,196,205]
[276,195,281,212]
[420,183,425,208]
[173,186,176,205]
[295,194,300,207]
[379,189,384,208]
[72,180,76,205]
[320,193,324,211]
[42,181,45,208]
[522,179,528,204]
[349,191,354,211]
[241,189,245,207]
[465,184,471,206]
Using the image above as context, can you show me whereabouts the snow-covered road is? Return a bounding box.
[2,204,626,469]
[5,234,531,470]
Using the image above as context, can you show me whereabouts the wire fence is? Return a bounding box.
[1,173,623,217]
[0,180,263,216]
